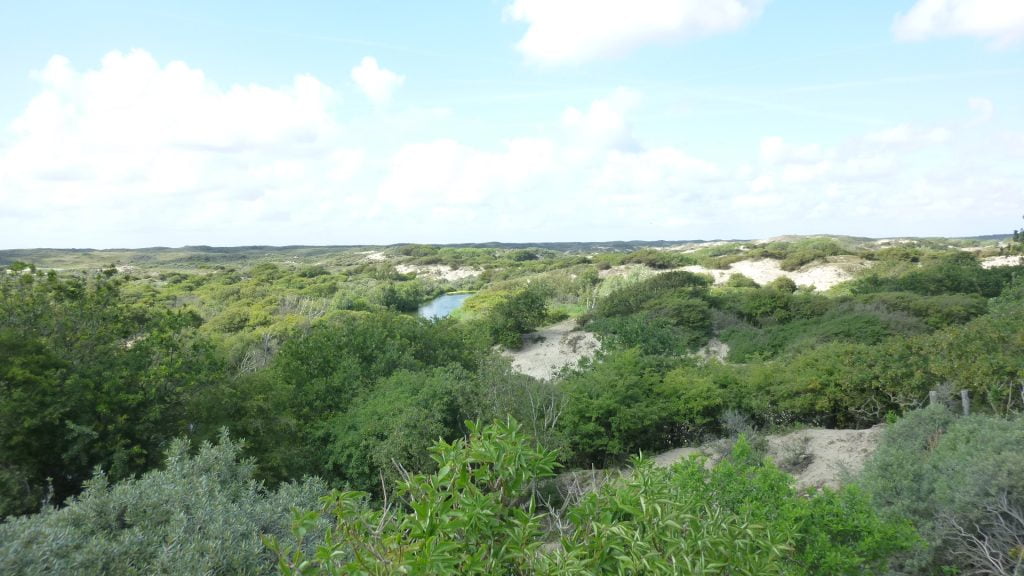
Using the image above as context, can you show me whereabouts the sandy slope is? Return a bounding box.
[503,319,600,381]
[683,258,861,291]
[394,264,482,281]
[981,255,1023,269]
[654,424,885,491]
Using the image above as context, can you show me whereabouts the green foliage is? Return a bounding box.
[327,365,483,494]
[698,237,851,271]
[853,251,1016,297]
[487,285,549,349]
[860,407,1024,574]
[6,261,35,272]
[0,431,327,576]
[924,292,1024,414]
[778,238,847,271]
[376,280,439,312]
[855,291,988,328]
[588,271,712,353]
[272,424,914,576]
[767,275,798,293]
[594,270,709,318]
[0,271,226,515]
[197,311,486,484]
[559,350,697,466]
[721,302,925,362]
[620,248,696,269]
[270,419,558,575]
[724,272,760,288]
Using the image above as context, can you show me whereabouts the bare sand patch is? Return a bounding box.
[766,425,884,490]
[695,338,730,362]
[981,255,1023,269]
[394,264,482,282]
[597,264,651,279]
[653,424,884,490]
[504,319,600,381]
[361,251,388,261]
[684,258,860,291]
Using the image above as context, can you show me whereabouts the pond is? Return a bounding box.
[418,293,473,320]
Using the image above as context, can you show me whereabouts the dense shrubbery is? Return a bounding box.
[587,271,712,354]
[271,420,915,575]
[0,271,225,516]
[2,240,1022,575]
[699,237,851,271]
[852,251,1016,297]
[486,285,549,348]
[860,406,1024,575]
[194,310,490,485]
[0,432,326,576]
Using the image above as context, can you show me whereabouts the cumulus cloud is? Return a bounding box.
[350,57,405,105]
[561,87,641,151]
[0,50,366,247]
[1,50,1017,247]
[505,0,766,65]
[893,0,1024,46]
[377,138,556,209]
[733,113,1021,237]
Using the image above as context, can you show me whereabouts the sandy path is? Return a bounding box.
[503,319,600,381]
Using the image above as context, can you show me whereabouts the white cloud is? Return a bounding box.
[350,57,404,105]
[968,96,994,122]
[1,50,1018,247]
[377,138,555,209]
[758,136,825,164]
[506,0,766,65]
[561,87,641,150]
[864,124,951,146]
[893,0,1024,46]
[0,50,366,247]
[865,124,913,144]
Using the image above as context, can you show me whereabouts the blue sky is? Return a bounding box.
[1,0,1022,248]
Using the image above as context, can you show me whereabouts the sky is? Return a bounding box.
[0,0,1022,248]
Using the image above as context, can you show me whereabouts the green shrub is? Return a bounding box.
[0,432,327,576]
[856,291,988,328]
[859,407,1024,574]
[559,349,685,466]
[326,365,483,494]
[595,270,709,318]
[725,273,759,287]
[270,419,558,575]
[487,285,548,349]
[852,251,1016,297]
[272,425,915,576]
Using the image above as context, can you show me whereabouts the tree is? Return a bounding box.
[487,285,548,349]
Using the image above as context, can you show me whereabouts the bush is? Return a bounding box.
[559,349,684,466]
[272,425,915,576]
[594,270,709,318]
[859,407,1024,574]
[326,365,483,494]
[852,252,1016,297]
[270,419,559,575]
[487,285,548,349]
[0,432,327,576]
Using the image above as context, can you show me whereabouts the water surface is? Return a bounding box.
[418,293,473,320]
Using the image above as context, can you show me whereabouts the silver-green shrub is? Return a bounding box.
[860,405,1024,574]
[0,431,327,576]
